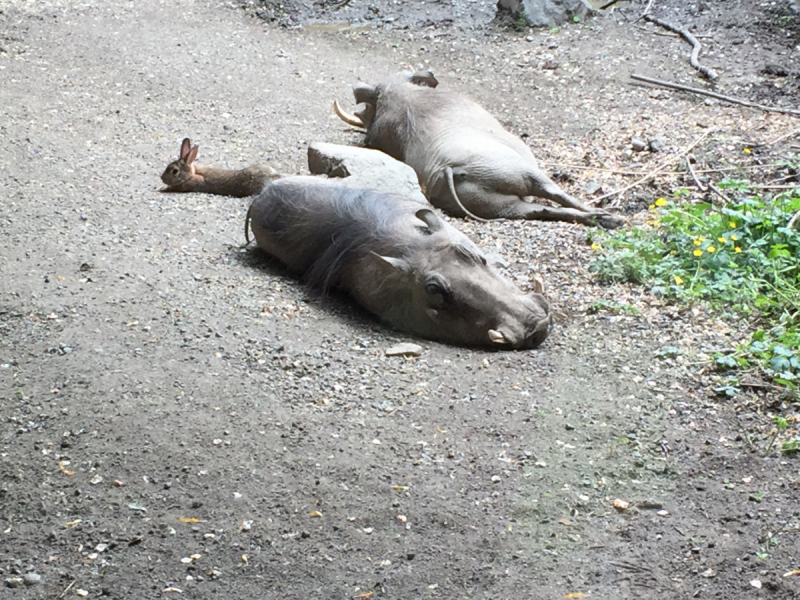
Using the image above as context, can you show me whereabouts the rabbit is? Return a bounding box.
[161,138,281,198]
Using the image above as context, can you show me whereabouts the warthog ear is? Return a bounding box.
[410,70,439,88]
[371,252,411,274]
[353,83,378,106]
[414,208,444,233]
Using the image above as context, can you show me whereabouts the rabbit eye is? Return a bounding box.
[171,167,179,175]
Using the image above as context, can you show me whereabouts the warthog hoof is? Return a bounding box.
[592,211,624,230]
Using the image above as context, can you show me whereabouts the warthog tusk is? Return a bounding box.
[488,329,507,344]
[532,275,545,294]
[333,100,365,128]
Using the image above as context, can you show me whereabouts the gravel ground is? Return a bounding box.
[1,0,799,598]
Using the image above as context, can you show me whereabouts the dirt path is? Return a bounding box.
[1,0,798,598]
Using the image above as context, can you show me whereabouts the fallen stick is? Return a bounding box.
[643,15,717,79]
[707,181,732,204]
[788,211,800,230]
[595,128,716,205]
[753,127,800,148]
[630,73,800,117]
[685,156,707,191]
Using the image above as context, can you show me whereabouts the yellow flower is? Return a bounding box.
[718,237,727,243]
[591,243,601,250]
[652,220,661,227]
[735,246,742,253]
[693,239,702,246]
[655,198,667,207]
[694,249,703,257]
[674,275,684,285]
[743,147,751,154]
[730,234,738,241]
[729,222,736,228]
[648,204,655,210]
[707,246,716,253]
[670,249,677,255]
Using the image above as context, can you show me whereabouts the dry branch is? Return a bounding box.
[630,74,800,117]
[685,156,706,191]
[707,182,732,204]
[643,15,717,79]
[753,127,800,148]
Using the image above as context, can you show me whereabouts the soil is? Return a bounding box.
[1,0,799,598]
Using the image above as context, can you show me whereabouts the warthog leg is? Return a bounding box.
[527,170,599,213]
[444,172,622,229]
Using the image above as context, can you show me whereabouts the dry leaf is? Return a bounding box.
[179,517,200,523]
[64,519,81,528]
[558,518,572,526]
[310,510,323,518]
[391,485,409,491]
[564,594,587,599]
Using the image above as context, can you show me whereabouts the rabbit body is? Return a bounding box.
[161,138,280,198]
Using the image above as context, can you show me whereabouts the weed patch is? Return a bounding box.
[589,182,800,387]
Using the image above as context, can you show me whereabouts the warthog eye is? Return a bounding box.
[424,275,451,305]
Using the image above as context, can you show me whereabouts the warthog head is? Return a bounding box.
[354,207,554,349]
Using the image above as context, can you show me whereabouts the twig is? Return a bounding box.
[750,184,800,190]
[753,127,800,148]
[643,15,717,79]
[788,211,800,230]
[594,128,716,205]
[685,156,706,191]
[635,0,655,21]
[598,0,622,9]
[59,580,76,599]
[631,74,800,117]
[707,182,733,204]
[634,24,678,37]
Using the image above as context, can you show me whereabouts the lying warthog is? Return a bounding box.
[334,71,621,229]
[245,177,553,349]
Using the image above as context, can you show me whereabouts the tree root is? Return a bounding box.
[643,15,718,79]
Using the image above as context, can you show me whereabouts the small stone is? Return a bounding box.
[385,343,423,357]
[6,577,23,588]
[631,138,647,152]
[649,136,667,152]
[584,180,602,195]
[564,423,575,431]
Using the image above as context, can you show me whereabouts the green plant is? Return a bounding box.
[589,183,800,385]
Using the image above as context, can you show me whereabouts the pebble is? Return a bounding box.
[385,343,423,357]
[649,136,667,152]
[23,573,42,586]
[6,578,23,588]
[631,138,647,152]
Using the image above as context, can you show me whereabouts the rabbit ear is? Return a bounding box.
[186,144,199,165]
[180,138,192,160]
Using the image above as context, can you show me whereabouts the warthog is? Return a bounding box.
[245,177,553,349]
[334,71,621,229]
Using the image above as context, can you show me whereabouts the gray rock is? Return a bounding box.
[631,138,647,152]
[23,573,41,587]
[5,578,23,588]
[584,180,602,195]
[307,142,428,205]
[649,136,667,153]
[385,343,423,357]
[498,0,592,28]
